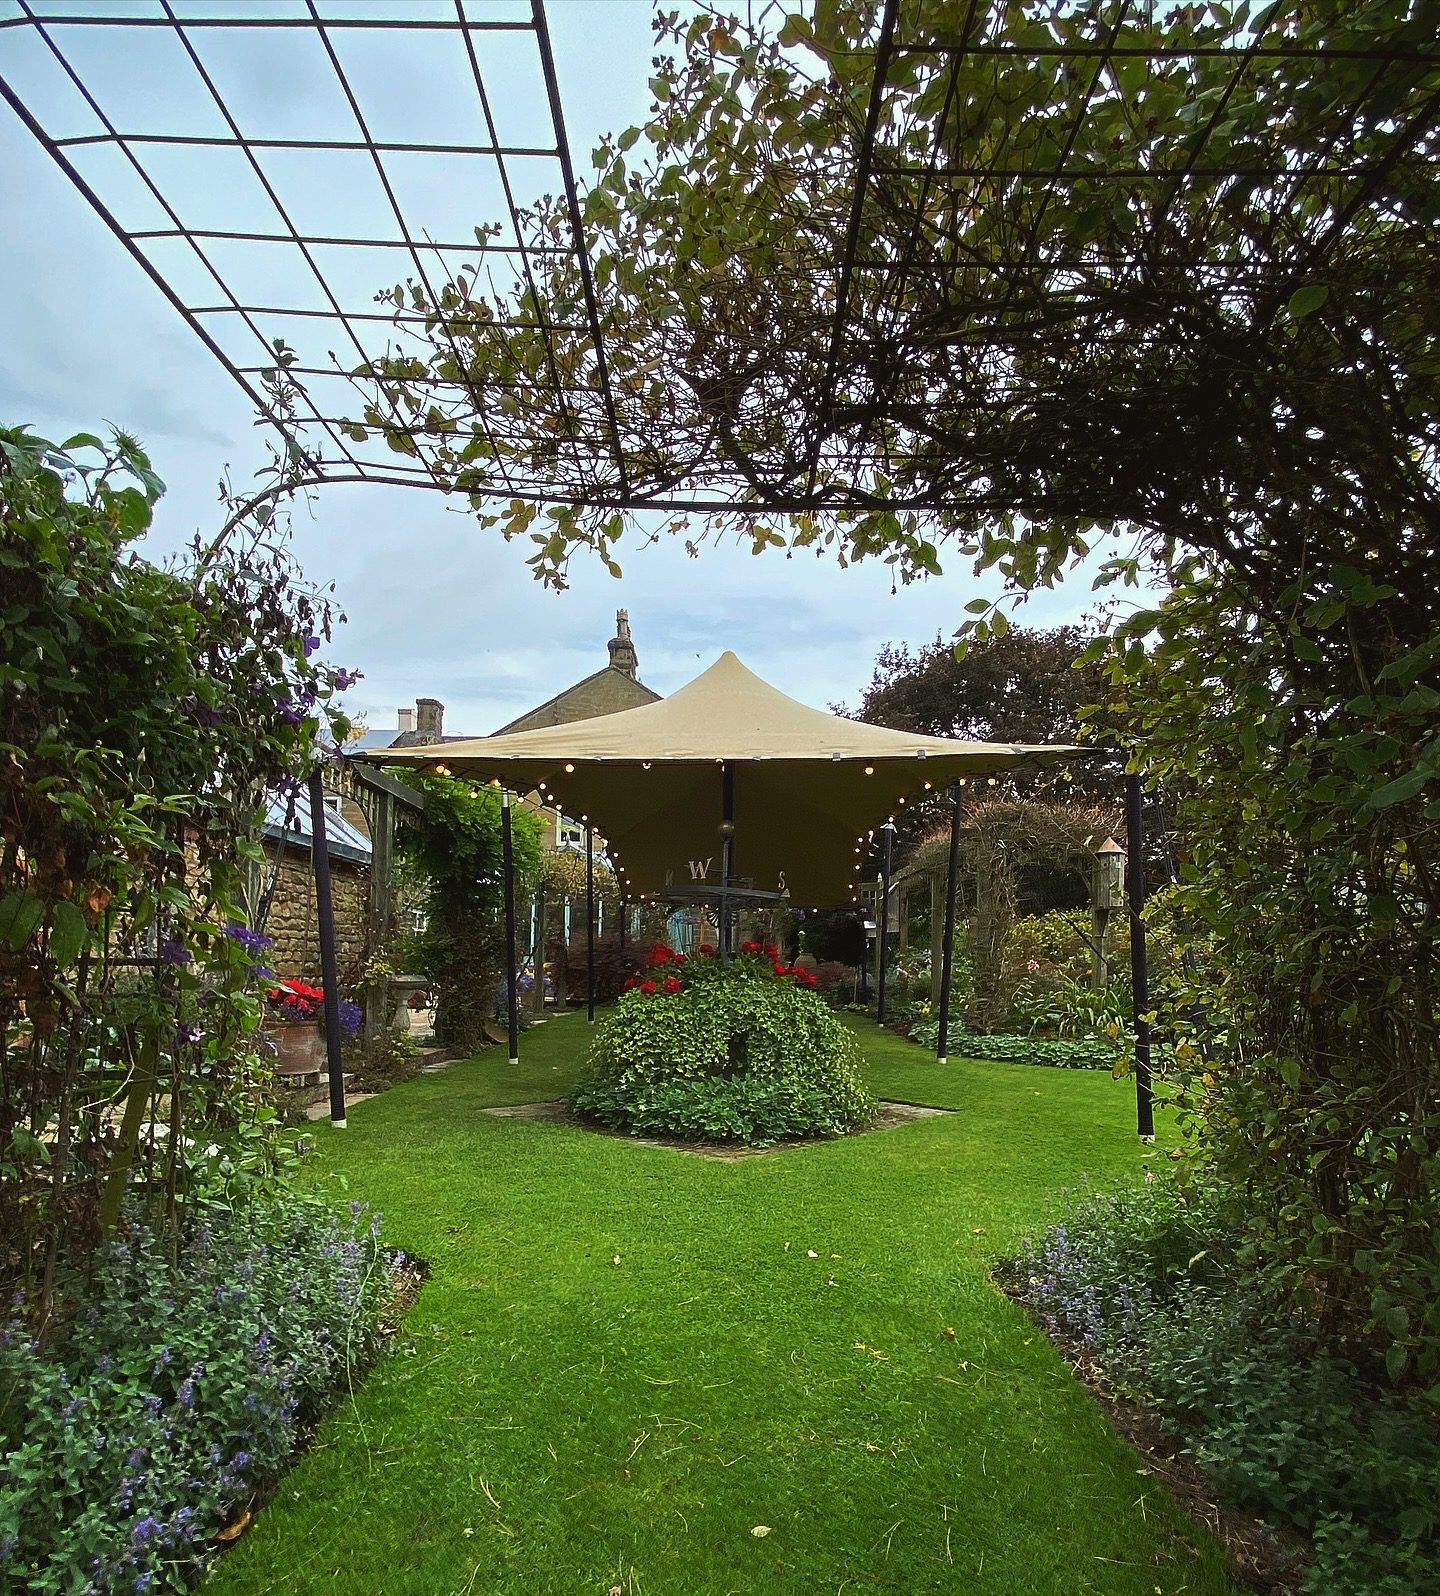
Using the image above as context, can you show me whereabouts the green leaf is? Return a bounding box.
[11,1126,50,1166]
[48,900,89,967]
[1285,283,1328,320]
[0,891,45,951]
[1368,766,1433,811]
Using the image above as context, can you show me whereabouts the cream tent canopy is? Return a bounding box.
[376,652,1088,906]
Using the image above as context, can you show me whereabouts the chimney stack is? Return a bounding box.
[415,697,444,743]
[397,707,415,734]
[607,609,639,680]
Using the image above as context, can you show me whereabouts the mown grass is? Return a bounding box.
[209,1013,1234,1596]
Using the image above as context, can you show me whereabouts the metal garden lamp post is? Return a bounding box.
[1091,834,1127,991]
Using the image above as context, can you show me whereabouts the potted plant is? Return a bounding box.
[264,978,361,1084]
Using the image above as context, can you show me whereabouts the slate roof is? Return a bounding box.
[262,787,371,866]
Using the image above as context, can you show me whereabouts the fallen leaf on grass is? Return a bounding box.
[751,1525,772,1538]
[942,1327,956,1340]
[214,1509,251,1543]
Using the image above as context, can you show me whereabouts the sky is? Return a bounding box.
[0,0,1106,738]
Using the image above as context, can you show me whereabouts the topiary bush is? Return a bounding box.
[570,944,876,1145]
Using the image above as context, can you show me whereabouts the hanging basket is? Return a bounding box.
[266,1020,326,1084]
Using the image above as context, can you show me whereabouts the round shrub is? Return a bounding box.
[570,946,876,1145]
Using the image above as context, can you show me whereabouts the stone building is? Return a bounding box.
[351,611,660,851]
[258,785,371,981]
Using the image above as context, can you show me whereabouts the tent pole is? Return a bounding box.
[617,895,626,953]
[501,791,519,1064]
[585,823,596,1022]
[306,769,348,1128]
[877,820,895,1022]
[937,783,963,1064]
[720,760,736,956]
[1125,772,1156,1141]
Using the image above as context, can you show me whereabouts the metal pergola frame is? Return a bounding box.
[4,2,1432,520]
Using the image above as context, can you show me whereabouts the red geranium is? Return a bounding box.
[663,976,682,994]
[647,943,674,967]
[772,960,788,976]
[740,940,761,954]
[672,952,688,965]
[763,943,779,960]
[639,979,658,995]
[623,976,639,992]
[698,943,717,956]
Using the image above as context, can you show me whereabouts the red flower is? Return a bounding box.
[698,943,716,956]
[623,976,639,992]
[639,979,658,995]
[672,952,688,965]
[763,943,779,960]
[663,976,682,994]
[741,940,761,954]
[772,961,788,976]
[647,943,673,966]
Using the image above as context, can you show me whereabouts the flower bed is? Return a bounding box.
[571,943,874,1146]
[0,1194,409,1594]
[1006,1183,1440,1596]
[905,1018,1117,1069]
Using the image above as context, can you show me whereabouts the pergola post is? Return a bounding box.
[1125,772,1156,1142]
[617,896,627,953]
[877,820,895,1022]
[585,823,596,1022]
[501,790,519,1065]
[936,783,963,1064]
[306,769,347,1127]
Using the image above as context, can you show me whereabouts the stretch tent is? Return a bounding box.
[376,652,1084,908]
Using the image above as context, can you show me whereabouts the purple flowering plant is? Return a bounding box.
[0,1194,403,1594]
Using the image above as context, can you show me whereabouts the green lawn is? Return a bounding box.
[209,1014,1235,1596]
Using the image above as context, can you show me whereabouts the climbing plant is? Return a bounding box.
[393,776,543,1050]
[1,423,352,1316]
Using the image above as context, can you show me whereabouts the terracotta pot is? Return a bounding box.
[266,1020,325,1082]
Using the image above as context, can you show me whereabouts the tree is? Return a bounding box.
[843,625,1111,798]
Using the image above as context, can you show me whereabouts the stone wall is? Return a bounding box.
[262,841,370,982]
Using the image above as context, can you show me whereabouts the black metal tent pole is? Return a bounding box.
[1125,772,1156,1141]
[305,768,347,1127]
[719,760,736,957]
[585,823,596,1022]
[617,896,626,954]
[936,782,963,1064]
[877,819,895,1022]
[501,790,519,1065]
